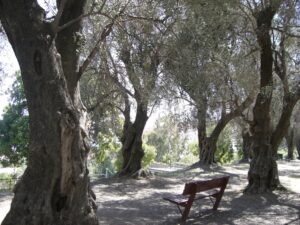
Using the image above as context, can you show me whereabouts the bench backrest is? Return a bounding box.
[182,176,230,195]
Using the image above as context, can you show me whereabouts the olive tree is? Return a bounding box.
[0,1,100,224]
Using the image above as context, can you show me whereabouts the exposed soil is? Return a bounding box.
[1,161,300,225]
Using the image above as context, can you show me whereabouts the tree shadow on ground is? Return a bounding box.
[179,191,300,225]
[93,162,300,225]
[94,181,300,225]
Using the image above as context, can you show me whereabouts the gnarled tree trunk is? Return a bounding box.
[245,6,279,194]
[246,1,300,193]
[119,104,148,176]
[118,37,159,177]
[0,1,98,224]
[199,136,218,165]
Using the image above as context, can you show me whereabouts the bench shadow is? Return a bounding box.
[173,191,300,225]
[93,173,300,225]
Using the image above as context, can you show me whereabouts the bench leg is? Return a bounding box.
[181,201,193,221]
[212,193,222,210]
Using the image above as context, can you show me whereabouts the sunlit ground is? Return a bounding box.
[0,160,299,224]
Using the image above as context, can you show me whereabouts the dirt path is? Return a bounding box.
[1,161,300,224]
[94,161,300,225]
[0,192,13,224]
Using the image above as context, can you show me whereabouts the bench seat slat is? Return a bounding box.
[194,189,219,200]
[163,188,219,206]
[163,194,189,206]
[162,176,230,222]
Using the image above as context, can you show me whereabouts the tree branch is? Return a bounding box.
[123,14,170,23]
[87,89,119,112]
[56,1,106,33]
[51,0,68,32]
[77,7,126,80]
[210,95,253,139]
[271,27,300,38]
[106,48,135,98]
[77,22,114,78]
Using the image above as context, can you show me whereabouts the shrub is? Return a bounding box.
[91,132,121,175]
[142,143,157,168]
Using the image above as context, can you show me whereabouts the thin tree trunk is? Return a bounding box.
[296,139,300,159]
[241,130,252,163]
[271,97,298,156]
[295,113,300,159]
[285,128,294,160]
[0,1,98,224]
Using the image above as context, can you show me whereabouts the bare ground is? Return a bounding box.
[1,161,300,225]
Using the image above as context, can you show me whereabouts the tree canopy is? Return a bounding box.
[0,0,300,223]
[0,73,28,166]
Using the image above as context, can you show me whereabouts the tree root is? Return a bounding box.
[131,169,154,179]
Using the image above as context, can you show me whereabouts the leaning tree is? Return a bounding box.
[0,1,99,224]
[164,0,255,165]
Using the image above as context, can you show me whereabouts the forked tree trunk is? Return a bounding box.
[272,25,300,161]
[118,41,158,176]
[198,97,253,165]
[119,104,148,176]
[245,6,279,194]
[0,1,98,224]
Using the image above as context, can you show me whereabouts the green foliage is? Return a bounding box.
[146,131,166,162]
[0,73,29,166]
[144,115,197,165]
[80,69,124,143]
[179,152,199,165]
[0,172,15,180]
[142,143,157,168]
[0,173,15,191]
[188,141,199,156]
[145,115,183,164]
[91,134,157,174]
[91,132,121,175]
[0,170,24,191]
[215,128,234,164]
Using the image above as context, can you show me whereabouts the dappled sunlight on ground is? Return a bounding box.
[0,192,12,223]
[278,160,300,193]
[94,161,300,224]
[0,160,300,224]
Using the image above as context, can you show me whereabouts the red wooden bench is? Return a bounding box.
[163,176,230,221]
